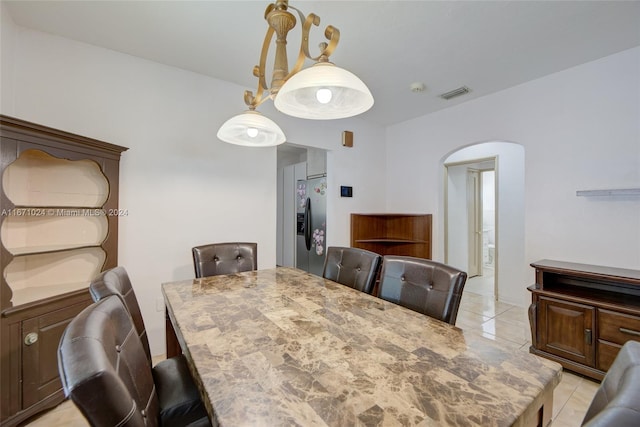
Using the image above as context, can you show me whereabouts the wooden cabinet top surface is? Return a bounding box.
[531,259,640,285]
[1,115,128,156]
[351,213,431,217]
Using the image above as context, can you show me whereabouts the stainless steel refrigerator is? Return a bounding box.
[296,176,327,275]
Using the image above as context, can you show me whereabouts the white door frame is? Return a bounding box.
[444,156,498,298]
[467,168,482,278]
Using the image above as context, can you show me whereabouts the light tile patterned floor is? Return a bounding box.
[25,280,599,427]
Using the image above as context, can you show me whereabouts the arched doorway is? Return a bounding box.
[442,142,526,305]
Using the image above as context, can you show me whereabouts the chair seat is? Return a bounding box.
[582,340,640,426]
[153,356,209,427]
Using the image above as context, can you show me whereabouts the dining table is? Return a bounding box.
[162,267,562,427]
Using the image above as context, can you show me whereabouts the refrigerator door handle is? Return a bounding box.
[304,197,312,251]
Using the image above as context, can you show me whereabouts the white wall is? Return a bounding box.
[1,2,16,113]
[387,47,640,306]
[1,13,386,355]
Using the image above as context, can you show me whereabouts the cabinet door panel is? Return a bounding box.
[538,297,595,366]
[22,299,90,408]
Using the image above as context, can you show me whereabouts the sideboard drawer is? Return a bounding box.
[597,340,622,371]
[598,309,640,345]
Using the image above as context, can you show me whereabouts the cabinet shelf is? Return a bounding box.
[351,213,432,259]
[7,244,103,256]
[9,282,92,308]
[3,149,109,208]
[5,206,109,213]
[4,247,106,305]
[2,212,108,256]
[355,238,428,244]
[529,284,640,314]
[576,188,640,197]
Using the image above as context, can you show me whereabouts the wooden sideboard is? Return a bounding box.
[528,259,640,380]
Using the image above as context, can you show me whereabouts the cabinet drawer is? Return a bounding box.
[598,309,640,345]
[597,340,622,372]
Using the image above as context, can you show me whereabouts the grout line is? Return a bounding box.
[551,386,578,426]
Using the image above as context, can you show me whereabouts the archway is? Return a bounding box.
[442,142,526,305]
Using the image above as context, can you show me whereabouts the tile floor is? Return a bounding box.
[457,276,600,426]
[24,276,600,427]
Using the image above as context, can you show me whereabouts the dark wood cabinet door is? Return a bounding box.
[538,296,595,367]
[21,300,90,408]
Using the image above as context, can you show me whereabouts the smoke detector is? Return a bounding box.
[410,82,426,93]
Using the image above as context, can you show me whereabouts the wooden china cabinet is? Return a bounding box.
[528,259,640,381]
[0,116,127,426]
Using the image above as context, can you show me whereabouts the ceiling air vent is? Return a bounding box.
[439,86,470,100]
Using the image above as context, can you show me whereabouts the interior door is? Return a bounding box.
[467,169,482,277]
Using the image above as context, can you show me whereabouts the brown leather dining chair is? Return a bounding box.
[58,295,210,427]
[90,266,153,361]
[377,255,468,325]
[322,246,381,294]
[581,340,640,426]
[89,267,209,425]
[192,242,257,278]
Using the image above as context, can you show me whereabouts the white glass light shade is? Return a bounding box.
[217,110,286,147]
[274,62,374,120]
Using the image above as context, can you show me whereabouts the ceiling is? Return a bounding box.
[4,1,640,126]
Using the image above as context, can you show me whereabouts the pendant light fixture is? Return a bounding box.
[217,0,374,146]
[217,109,285,147]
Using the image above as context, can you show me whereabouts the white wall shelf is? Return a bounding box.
[576,188,640,197]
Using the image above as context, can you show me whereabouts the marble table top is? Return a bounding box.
[162,267,562,427]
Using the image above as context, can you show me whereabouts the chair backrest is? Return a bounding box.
[377,256,467,325]
[58,295,160,427]
[89,266,151,363]
[322,246,381,294]
[582,340,640,426]
[192,242,257,278]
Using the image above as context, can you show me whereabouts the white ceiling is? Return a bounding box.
[4,1,640,126]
